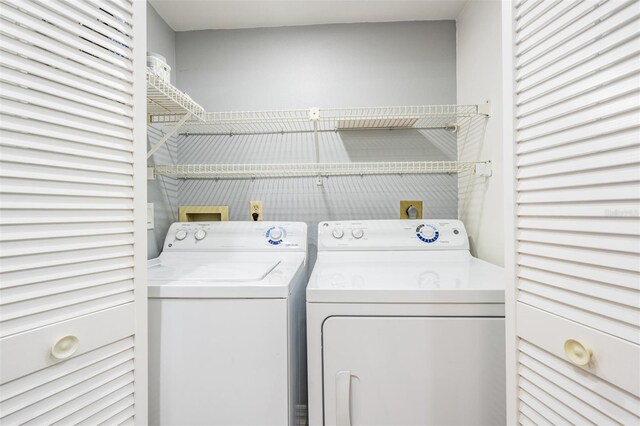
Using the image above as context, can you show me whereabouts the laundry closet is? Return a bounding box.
[0,0,638,425]
[145,9,503,268]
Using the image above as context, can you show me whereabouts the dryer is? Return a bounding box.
[148,221,307,426]
[307,220,505,426]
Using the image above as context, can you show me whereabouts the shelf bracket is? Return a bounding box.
[147,113,191,159]
[308,107,320,121]
[474,161,492,177]
[476,103,491,116]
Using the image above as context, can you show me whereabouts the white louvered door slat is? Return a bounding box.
[510,0,640,423]
[0,0,146,424]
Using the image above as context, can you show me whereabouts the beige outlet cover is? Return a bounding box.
[250,201,263,221]
[179,206,229,222]
[400,200,423,219]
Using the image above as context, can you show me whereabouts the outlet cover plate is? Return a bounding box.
[400,200,423,220]
[250,200,263,221]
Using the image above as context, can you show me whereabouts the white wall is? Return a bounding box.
[456,1,504,266]
[147,2,179,258]
[173,21,459,268]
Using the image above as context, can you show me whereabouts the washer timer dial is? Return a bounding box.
[266,226,286,245]
[416,224,439,243]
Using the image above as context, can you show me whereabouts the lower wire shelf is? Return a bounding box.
[151,161,488,179]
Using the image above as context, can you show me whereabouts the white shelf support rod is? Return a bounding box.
[310,107,322,185]
[147,113,191,159]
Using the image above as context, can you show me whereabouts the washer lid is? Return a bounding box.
[306,251,504,304]
[148,260,280,282]
[148,252,305,298]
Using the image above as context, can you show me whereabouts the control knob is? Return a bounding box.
[420,226,436,239]
[332,228,344,239]
[270,228,283,240]
[194,229,207,240]
[175,230,187,241]
[352,228,364,239]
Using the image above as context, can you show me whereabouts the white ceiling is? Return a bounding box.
[149,0,469,32]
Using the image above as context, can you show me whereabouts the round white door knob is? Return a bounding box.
[175,230,187,240]
[332,228,344,239]
[420,226,436,239]
[52,335,79,360]
[270,229,283,240]
[194,229,207,240]
[564,339,592,366]
[352,228,364,239]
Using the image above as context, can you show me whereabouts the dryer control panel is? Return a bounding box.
[318,220,469,251]
[163,221,307,252]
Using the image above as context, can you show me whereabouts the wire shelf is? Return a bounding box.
[149,104,488,135]
[152,161,484,179]
[146,69,206,119]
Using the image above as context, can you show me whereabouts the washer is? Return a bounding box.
[307,220,505,426]
[148,221,307,426]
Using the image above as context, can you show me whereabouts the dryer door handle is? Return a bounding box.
[336,370,352,426]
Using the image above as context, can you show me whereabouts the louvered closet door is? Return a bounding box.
[511,0,640,424]
[0,0,147,424]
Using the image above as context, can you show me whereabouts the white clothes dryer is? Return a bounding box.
[307,220,505,426]
[148,221,307,426]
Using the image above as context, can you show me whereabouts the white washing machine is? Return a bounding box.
[307,220,505,426]
[148,221,307,426]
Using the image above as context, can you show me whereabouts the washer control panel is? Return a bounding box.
[164,222,307,252]
[319,220,468,251]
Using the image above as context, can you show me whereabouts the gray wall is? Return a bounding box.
[176,21,456,110]
[147,2,176,85]
[147,2,179,258]
[173,21,459,268]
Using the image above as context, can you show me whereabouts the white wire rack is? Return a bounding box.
[149,104,488,135]
[146,69,206,119]
[152,161,486,179]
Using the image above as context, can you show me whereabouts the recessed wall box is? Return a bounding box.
[179,206,229,222]
[400,200,423,219]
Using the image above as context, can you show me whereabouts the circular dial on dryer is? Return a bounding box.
[420,226,436,239]
[194,229,207,240]
[416,224,439,243]
[266,226,286,245]
[351,228,364,239]
[175,230,187,240]
[332,228,344,239]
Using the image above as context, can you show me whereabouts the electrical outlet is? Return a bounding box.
[250,201,263,221]
[400,200,423,219]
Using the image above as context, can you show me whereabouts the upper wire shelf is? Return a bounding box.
[146,69,206,120]
[148,104,489,136]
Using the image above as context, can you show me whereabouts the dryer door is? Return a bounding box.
[322,316,505,426]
